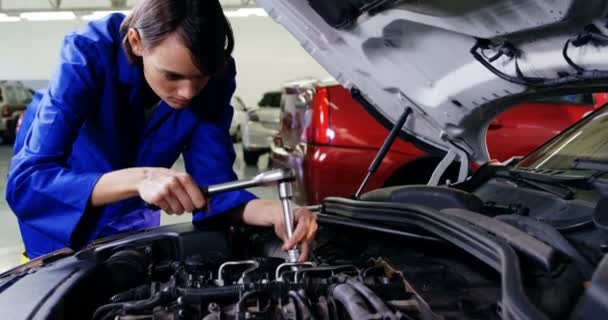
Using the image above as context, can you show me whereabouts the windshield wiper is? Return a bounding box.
[518,177,575,199]
[497,171,575,199]
[572,158,608,172]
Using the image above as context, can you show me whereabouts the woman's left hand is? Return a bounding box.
[238,199,318,262]
[272,207,318,262]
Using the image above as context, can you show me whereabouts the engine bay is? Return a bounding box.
[58,187,592,320]
[3,168,607,320]
[93,252,427,320]
[77,218,447,320]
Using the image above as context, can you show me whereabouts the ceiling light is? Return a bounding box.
[224,8,268,18]
[0,13,20,22]
[20,11,76,21]
[82,10,131,21]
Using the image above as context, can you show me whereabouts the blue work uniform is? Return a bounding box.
[5,13,256,259]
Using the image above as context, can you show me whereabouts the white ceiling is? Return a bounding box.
[0,0,255,11]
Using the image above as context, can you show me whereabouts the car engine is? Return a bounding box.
[92,251,424,320]
[2,181,599,320]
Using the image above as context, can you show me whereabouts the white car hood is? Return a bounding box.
[257,0,608,164]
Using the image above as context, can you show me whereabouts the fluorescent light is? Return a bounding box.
[82,10,131,21]
[11,7,266,22]
[0,13,20,22]
[224,8,268,18]
[21,11,76,21]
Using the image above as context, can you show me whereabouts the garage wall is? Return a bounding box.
[0,16,330,107]
[231,17,331,106]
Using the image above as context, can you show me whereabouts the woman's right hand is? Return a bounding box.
[137,168,206,215]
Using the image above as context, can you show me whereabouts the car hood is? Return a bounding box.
[257,0,608,163]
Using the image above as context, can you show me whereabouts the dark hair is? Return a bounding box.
[120,0,234,76]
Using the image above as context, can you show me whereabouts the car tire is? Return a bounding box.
[243,149,261,166]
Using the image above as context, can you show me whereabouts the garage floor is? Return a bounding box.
[0,143,277,273]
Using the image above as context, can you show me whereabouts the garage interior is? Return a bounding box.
[0,1,607,319]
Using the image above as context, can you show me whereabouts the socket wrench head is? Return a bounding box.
[252,168,295,186]
[278,180,294,200]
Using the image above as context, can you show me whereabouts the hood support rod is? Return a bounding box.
[354,107,412,199]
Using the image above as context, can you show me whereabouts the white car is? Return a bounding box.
[229,96,248,142]
[241,90,282,165]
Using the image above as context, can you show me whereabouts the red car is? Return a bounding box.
[271,80,608,205]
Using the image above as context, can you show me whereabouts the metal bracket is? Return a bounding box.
[427,144,469,186]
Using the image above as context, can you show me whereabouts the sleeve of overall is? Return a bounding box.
[184,60,257,222]
[5,34,105,248]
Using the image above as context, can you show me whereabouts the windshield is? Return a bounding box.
[517,105,608,170]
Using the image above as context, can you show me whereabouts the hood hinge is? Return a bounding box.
[427,144,470,186]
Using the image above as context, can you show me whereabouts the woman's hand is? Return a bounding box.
[238,199,318,262]
[273,207,318,262]
[137,168,206,214]
[91,167,206,214]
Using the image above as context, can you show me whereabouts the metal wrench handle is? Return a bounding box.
[145,168,295,210]
[204,168,295,196]
[278,181,299,263]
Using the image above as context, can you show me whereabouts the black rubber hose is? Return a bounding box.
[92,303,125,320]
[110,284,151,303]
[288,294,300,319]
[346,279,397,320]
[236,290,259,319]
[331,283,376,319]
[327,296,341,320]
[289,290,313,320]
[101,309,122,320]
[123,294,162,312]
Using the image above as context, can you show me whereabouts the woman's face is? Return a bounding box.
[128,29,211,109]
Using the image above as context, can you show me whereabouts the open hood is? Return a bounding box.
[257,0,608,165]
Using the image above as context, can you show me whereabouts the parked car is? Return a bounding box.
[272,81,608,204]
[4,1,608,319]
[0,81,33,143]
[229,95,248,142]
[241,90,282,165]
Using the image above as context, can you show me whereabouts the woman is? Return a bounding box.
[6,0,317,260]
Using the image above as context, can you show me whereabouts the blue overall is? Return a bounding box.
[5,14,256,259]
